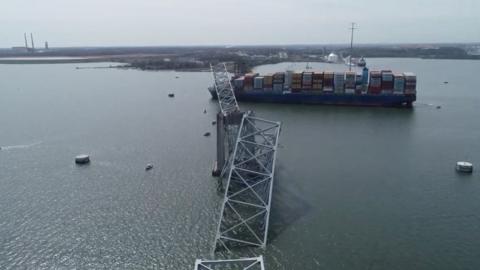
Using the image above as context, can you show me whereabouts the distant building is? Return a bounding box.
[234,51,249,57]
[278,52,288,59]
[327,53,339,63]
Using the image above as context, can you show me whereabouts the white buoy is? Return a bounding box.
[75,154,90,165]
[456,161,473,173]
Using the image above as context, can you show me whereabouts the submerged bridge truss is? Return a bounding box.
[211,63,240,116]
[196,63,281,268]
[214,112,281,252]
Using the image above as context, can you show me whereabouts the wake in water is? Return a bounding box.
[0,141,42,151]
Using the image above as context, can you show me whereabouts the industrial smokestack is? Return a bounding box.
[30,33,35,50]
[24,33,29,49]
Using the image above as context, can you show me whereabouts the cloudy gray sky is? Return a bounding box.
[1,0,479,47]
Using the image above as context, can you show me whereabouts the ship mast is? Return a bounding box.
[349,22,357,71]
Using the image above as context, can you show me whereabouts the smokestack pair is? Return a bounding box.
[24,33,35,50]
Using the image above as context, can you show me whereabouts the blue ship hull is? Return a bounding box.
[209,88,416,108]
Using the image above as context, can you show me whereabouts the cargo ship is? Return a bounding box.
[209,68,417,107]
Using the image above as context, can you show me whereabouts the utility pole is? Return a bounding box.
[349,22,357,71]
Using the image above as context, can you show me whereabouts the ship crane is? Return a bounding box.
[199,63,281,266]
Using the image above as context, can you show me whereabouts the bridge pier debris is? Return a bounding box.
[194,256,265,270]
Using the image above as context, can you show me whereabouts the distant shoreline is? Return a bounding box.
[1,44,479,73]
[0,56,124,64]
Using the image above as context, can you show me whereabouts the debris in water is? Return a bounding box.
[75,154,90,165]
[168,93,175,98]
[204,132,211,137]
[212,121,217,125]
[145,164,154,171]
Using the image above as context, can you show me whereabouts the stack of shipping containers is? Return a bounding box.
[393,73,405,95]
[334,72,345,93]
[355,73,364,94]
[302,72,313,90]
[291,72,302,92]
[323,72,334,92]
[254,76,264,89]
[273,72,284,93]
[263,74,273,91]
[234,77,244,89]
[345,72,356,94]
[404,72,417,94]
[244,73,257,91]
[228,70,415,97]
[312,72,323,91]
[368,71,382,94]
[381,70,394,94]
[284,71,293,90]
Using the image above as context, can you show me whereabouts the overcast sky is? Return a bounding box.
[1,0,479,47]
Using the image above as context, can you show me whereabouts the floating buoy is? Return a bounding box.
[204,132,211,137]
[145,164,153,171]
[456,161,473,173]
[168,93,175,98]
[75,154,90,165]
[212,121,217,125]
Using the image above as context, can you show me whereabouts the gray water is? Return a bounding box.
[0,59,479,269]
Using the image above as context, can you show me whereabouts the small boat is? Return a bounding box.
[456,161,473,173]
[145,164,154,171]
[75,154,90,165]
[204,132,211,137]
[168,93,175,98]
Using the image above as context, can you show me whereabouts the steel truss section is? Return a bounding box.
[194,256,265,270]
[214,112,281,252]
[211,63,240,116]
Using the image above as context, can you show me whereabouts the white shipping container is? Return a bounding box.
[284,70,293,87]
[394,76,405,93]
[254,77,264,89]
